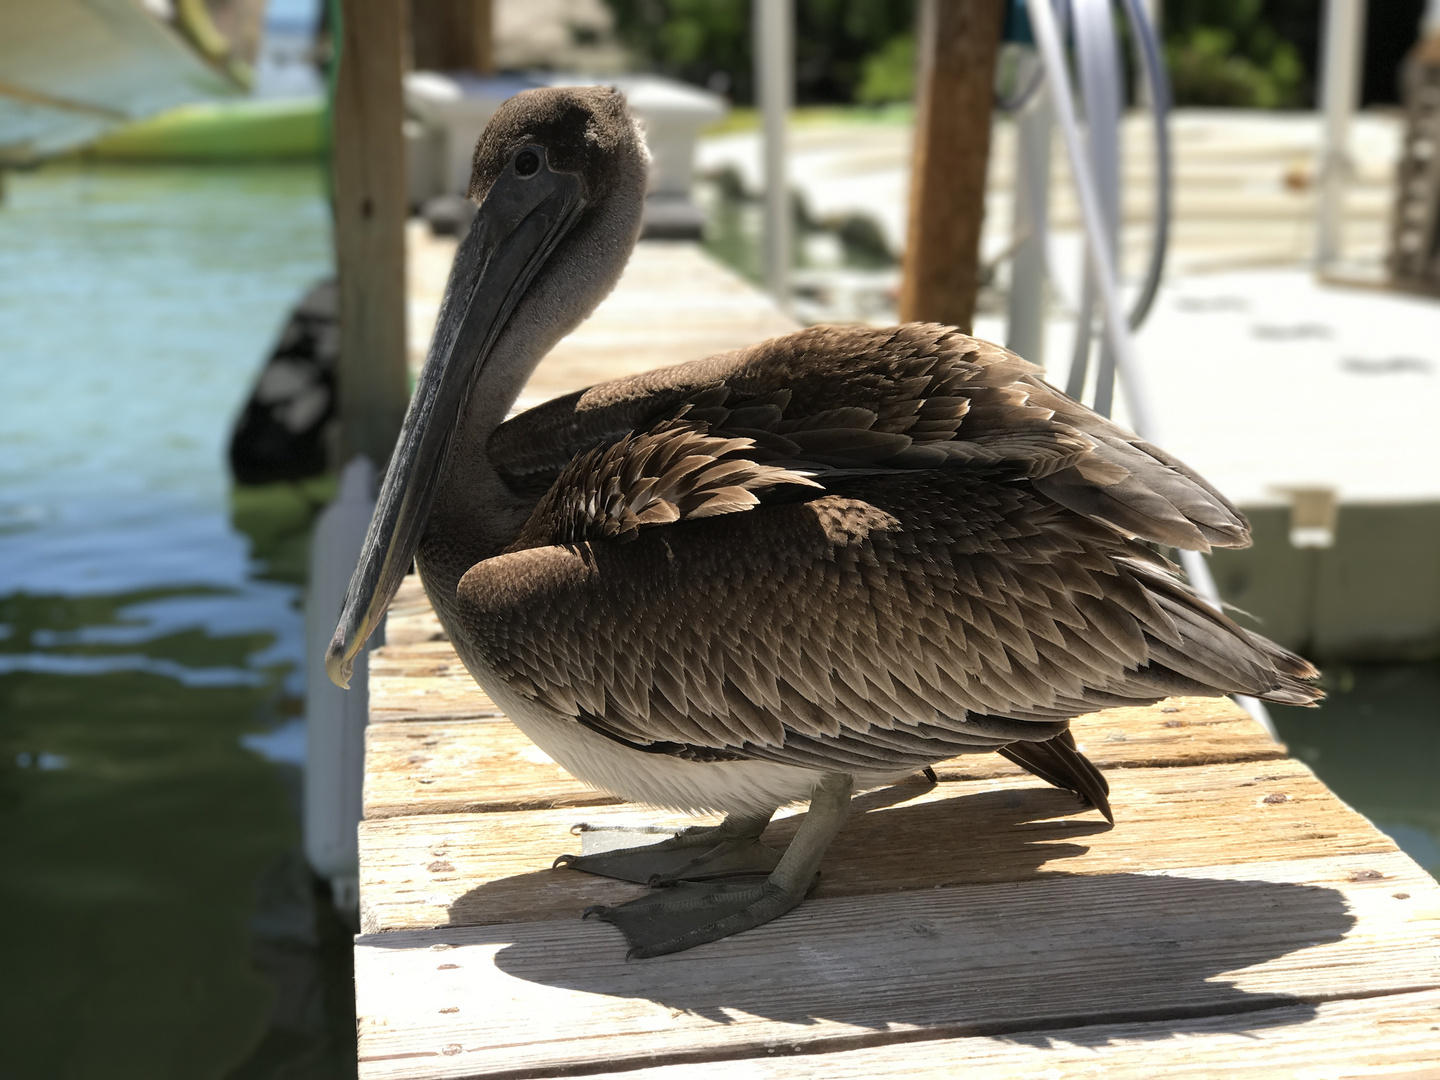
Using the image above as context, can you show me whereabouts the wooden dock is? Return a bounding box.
[357,240,1440,1078]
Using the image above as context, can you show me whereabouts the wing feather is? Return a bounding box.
[488,323,1250,552]
[455,321,1316,774]
[456,471,1315,773]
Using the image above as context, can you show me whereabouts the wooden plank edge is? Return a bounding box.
[371,711,510,724]
[518,988,1440,1080]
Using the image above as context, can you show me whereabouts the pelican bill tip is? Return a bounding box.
[324,640,355,690]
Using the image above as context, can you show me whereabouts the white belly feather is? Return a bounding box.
[482,675,818,814]
[466,657,917,815]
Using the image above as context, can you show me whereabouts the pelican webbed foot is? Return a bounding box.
[553,810,779,885]
[579,773,854,958]
[584,878,803,958]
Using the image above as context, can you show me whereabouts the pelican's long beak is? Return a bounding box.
[325,147,586,687]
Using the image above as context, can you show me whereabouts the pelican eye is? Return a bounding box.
[514,149,541,178]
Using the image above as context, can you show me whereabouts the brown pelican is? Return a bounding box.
[328,86,1319,958]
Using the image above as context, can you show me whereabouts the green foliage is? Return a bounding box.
[1163,0,1313,108]
[602,0,916,105]
[856,34,916,105]
[603,0,1320,110]
[1167,26,1305,107]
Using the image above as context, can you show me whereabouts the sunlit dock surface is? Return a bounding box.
[354,242,1440,1078]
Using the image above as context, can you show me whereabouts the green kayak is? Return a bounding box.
[85,97,325,162]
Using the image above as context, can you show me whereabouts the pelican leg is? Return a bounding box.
[553,810,779,885]
[584,773,854,958]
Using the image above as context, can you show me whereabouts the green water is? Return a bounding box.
[1272,663,1440,880]
[0,164,353,1078]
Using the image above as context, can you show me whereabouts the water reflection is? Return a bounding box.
[0,163,353,1076]
[1272,662,1440,881]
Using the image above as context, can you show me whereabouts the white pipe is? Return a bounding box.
[1316,0,1367,269]
[1073,0,1123,417]
[754,0,793,306]
[1138,0,1162,34]
[1006,53,1053,366]
[1027,0,1157,439]
[1028,0,1280,742]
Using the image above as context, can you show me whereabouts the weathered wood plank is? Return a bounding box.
[363,718,619,823]
[369,641,502,723]
[361,225,1437,1080]
[353,851,1440,1080]
[523,989,1440,1079]
[370,641,466,678]
[382,576,448,648]
[369,679,501,723]
[522,241,800,402]
[362,694,1285,820]
[369,674,503,724]
[358,758,1396,933]
[945,694,1285,773]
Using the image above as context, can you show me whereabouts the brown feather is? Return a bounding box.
[998,729,1114,823]
[437,322,1317,790]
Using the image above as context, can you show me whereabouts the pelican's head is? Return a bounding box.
[326,86,647,687]
[468,84,645,215]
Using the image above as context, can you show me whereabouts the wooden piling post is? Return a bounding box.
[333,0,409,467]
[409,0,494,74]
[899,0,1006,332]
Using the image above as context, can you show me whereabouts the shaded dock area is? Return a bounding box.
[353,241,1440,1078]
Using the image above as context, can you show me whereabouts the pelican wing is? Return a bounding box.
[489,324,1248,551]
[507,418,820,550]
[455,469,1315,775]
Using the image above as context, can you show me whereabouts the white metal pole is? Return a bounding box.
[1136,0,1163,108]
[1006,57,1053,367]
[755,0,793,306]
[1073,0,1123,418]
[1316,0,1367,269]
[1027,0,1156,439]
[305,455,378,911]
